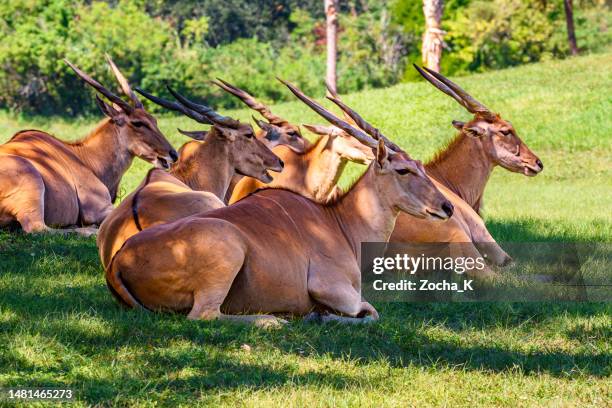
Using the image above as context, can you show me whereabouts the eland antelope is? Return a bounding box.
[97,86,283,269]
[0,56,176,235]
[105,80,453,324]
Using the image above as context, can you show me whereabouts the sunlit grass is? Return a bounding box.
[0,53,610,406]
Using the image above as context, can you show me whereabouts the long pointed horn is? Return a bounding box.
[134,87,212,124]
[325,82,358,125]
[105,54,143,108]
[213,78,287,126]
[64,59,133,113]
[325,94,403,153]
[278,78,377,149]
[414,64,495,120]
[167,86,240,129]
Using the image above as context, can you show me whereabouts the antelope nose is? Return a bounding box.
[442,201,454,218]
[536,159,543,170]
[169,149,179,162]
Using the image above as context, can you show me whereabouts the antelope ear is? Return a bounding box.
[451,120,465,130]
[375,138,388,169]
[95,95,125,125]
[177,128,207,141]
[303,124,330,135]
[465,124,485,137]
[217,128,237,142]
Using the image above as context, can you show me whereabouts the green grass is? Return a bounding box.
[0,53,611,406]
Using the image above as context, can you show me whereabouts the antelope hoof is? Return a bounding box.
[303,312,323,323]
[499,255,514,268]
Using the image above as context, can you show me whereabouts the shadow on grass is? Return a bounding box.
[1,229,610,405]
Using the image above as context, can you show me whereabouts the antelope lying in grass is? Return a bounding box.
[217,80,374,204]
[97,87,283,269]
[106,80,453,324]
[328,67,543,272]
[0,57,176,235]
[394,66,543,268]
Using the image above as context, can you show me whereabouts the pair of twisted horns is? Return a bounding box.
[279,78,404,154]
[413,64,496,121]
[64,54,143,113]
[212,78,289,126]
[134,86,240,129]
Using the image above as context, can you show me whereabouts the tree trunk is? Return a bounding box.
[325,0,339,95]
[422,0,444,72]
[563,0,579,56]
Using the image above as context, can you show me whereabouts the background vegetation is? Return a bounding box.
[0,0,609,115]
[0,53,610,406]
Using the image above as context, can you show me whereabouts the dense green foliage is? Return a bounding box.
[0,0,609,114]
[0,53,611,406]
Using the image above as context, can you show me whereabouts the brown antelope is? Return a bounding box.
[211,79,374,204]
[210,79,310,203]
[229,123,375,203]
[327,67,543,271]
[0,56,176,235]
[414,65,543,212]
[217,81,374,204]
[97,86,284,269]
[213,78,308,154]
[105,80,453,325]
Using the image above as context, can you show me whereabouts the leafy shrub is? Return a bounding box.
[0,0,609,115]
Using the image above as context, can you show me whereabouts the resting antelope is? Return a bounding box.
[0,56,176,235]
[106,80,453,324]
[97,86,284,269]
[216,81,374,204]
[327,68,542,271]
[393,66,542,268]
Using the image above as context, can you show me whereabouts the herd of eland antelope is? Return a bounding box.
[0,56,542,325]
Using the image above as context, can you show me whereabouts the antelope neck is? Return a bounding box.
[425,132,494,212]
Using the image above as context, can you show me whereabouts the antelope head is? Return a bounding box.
[301,124,374,164]
[135,86,284,184]
[281,79,453,221]
[65,55,177,169]
[414,65,543,177]
[212,79,308,153]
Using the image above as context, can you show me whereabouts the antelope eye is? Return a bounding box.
[395,168,412,175]
[131,121,146,128]
[501,129,512,136]
[246,132,254,139]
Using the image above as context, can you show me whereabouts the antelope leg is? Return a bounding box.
[188,291,288,328]
[460,205,513,267]
[308,274,380,320]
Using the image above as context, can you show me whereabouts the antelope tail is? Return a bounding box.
[105,243,145,310]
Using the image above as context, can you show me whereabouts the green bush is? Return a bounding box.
[393,0,611,78]
[0,0,609,115]
[0,0,176,115]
